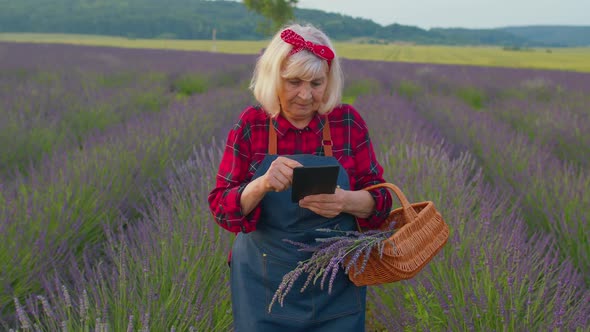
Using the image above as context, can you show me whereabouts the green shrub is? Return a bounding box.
[173,74,209,96]
[343,79,382,104]
[396,80,422,99]
[456,87,485,109]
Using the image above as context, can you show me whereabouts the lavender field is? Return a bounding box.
[1,41,589,331]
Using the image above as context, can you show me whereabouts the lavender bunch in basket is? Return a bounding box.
[268,225,397,313]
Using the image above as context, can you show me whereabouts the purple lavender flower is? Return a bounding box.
[268,227,397,313]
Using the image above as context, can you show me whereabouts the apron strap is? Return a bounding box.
[321,116,333,157]
[268,116,333,157]
[268,118,278,155]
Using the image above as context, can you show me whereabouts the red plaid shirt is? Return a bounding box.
[208,104,392,233]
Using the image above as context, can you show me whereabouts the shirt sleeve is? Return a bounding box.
[208,112,261,233]
[348,106,393,229]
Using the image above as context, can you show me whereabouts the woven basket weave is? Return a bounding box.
[348,183,449,286]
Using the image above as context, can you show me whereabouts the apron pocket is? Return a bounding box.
[263,252,363,323]
[312,266,364,321]
[264,253,315,322]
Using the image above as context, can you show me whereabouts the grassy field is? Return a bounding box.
[2,32,590,73]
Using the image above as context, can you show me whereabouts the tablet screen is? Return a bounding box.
[291,165,340,202]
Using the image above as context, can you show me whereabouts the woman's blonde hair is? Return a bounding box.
[249,23,344,116]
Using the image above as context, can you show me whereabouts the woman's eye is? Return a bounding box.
[311,81,322,87]
[288,80,301,85]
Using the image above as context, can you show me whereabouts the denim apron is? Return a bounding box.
[230,116,367,331]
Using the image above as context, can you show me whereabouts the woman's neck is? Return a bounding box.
[281,113,314,129]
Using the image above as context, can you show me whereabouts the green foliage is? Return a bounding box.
[172,74,210,96]
[297,8,382,41]
[243,0,298,36]
[96,72,138,88]
[342,79,382,104]
[432,28,532,47]
[497,78,562,103]
[395,80,422,99]
[520,78,562,102]
[376,24,442,44]
[210,65,252,89]
[456,87,486,109]
[133,91,170,112]
[0,124,63,175]
[0,0,264,40]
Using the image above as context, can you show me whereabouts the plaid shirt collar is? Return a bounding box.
[272,112,325,137]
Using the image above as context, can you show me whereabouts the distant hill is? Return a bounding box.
[426,28,533,46]
[499,26,590,47]
[0,0,587,47]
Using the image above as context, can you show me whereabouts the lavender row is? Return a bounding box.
[411,94,590,282]
[347,93,590,329]
[371,140,589,330]
[347,60,590,278]
[354,94,449,154]
[342,58,590,95]
[9,142,233,331]
[344,59,590,169]
[486,92,590,168]
[3,43,587,93]
[0,88,251,323]
[0,69,167,178]
[0,42,255,74]
[13,127,588,330]
[1,42,588,329]
[0,44,251,178]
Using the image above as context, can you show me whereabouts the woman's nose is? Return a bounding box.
[298,83,312,99]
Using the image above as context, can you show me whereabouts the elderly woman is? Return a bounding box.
[208,23,392,331]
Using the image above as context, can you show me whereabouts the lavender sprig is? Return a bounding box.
[268,226,397,313]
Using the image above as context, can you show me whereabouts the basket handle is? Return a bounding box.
[362,182,419,223]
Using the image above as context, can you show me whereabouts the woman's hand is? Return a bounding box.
[299,188,376,219]
[241,157,302,215]
[298,188,348,218]
[261,157,303,193]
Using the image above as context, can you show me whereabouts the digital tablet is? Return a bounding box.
[291,165,340,202]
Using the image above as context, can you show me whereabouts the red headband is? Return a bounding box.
[280,29,334,67]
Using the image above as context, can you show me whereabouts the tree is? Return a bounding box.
[243,0,298,35]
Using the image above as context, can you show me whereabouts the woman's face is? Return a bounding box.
[278,71,328,128]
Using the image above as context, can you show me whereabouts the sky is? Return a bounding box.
[296,0,589,29]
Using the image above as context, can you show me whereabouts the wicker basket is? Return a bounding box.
[347,183,450,286]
